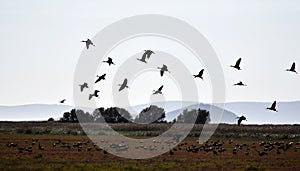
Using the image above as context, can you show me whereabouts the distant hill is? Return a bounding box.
[224,101,300,124]
[0,101,237,123]
[1,101,298,124]
[0,104,73,121]
[128,101,238,124]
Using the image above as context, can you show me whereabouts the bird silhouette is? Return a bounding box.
[137,50,155,63]
[266,101,278,112]
[103,57,115,66]
[157,64,170,77]
[153,85,164,95]
[59,99,66,104]
[230,58,242,70]
[95,74,106,83]
[286,62,297,74]
[237,116,247,126]
[89,90,100,100]
[233,81,247,86]
[118,79,129,92]
[193,69,204,80]
[81,38,95,49]
[79,82,89,92]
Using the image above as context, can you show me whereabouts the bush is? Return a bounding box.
[48,117,54,122]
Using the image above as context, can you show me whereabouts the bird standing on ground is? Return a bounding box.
[137,50,155,63]
[237,116,247,126]
[118,79,129,92]
[89,90,100,100]
[286,62,297,74]
[157,64,170,77]
[95,74,106,84]
[153,85,164,95]
[103,57,115,66]
[59,99,66,104]
[234,81,247,86]
[79,82,89,92]
[267,101,278,112]
[81,38,95,49]
[230,58,242,70]
[193,69,204,80]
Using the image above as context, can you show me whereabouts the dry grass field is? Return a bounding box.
[0,122,299,171]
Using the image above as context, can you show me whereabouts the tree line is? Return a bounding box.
[52,105,210,124]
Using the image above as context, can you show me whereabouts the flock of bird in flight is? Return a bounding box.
[60,38,298,125]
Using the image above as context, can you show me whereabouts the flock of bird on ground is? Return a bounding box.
[59,38,298,126]
[4,137,300,157]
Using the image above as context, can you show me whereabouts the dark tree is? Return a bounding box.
[177,108,210,124]
[93,107,132,123]
[76,109,94,123]
[70,109,78,122]
[134,105,166,123]
[61,112,71,122]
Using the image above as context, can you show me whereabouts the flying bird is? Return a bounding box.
[153,85,164,95]
[118,79,129,92]
[266,101,278,112]
[95,74,106,84]
[157,64,170,77]
[89,90,100,100]
[81,38,95,49]
[79,82,89,92]
[230,58,242,70]
[103,57,115,66]
[59,99,66,104]
[286,62,297,74]
[137,50,155,63]
[237,116,247,126]
[193,69,204,80]
[233,81,247,86]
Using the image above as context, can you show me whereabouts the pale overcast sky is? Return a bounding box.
[0,0,300,106]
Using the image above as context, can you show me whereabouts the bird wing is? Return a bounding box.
[160,70,164,76]
[199,69,204,76]
[95,77,100,83]
[88,94,93,100]
[271,101,277,109]
[291,62,296,70]
[102,74,106,79]
[141,51,147,60]
[146,50,153,59]
[80,85,84,92]
[119,85,125,91]
[158,85,163,91]
[237,119,242,126]
[236,58,242,66]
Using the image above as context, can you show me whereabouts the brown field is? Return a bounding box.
[0,122,299,171]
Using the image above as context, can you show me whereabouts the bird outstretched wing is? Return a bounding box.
[158,85,164,91]
[199,69,204,76]
[291,62,296,70]
[236,58,242,66]
[271,101,277,109]
[141,52,147,60]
